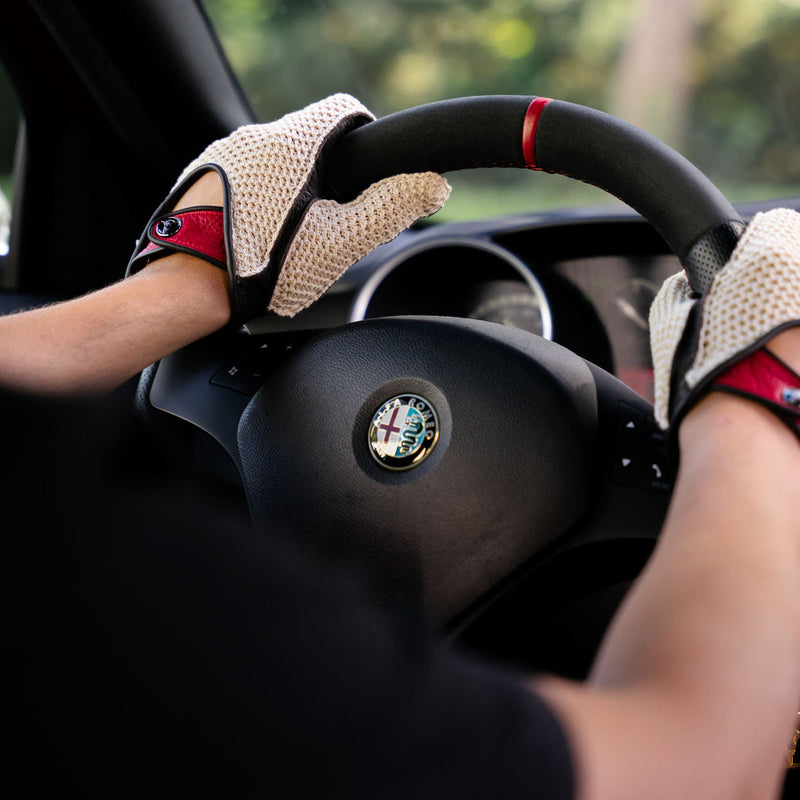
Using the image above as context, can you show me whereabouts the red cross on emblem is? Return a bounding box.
[378,406,402,443]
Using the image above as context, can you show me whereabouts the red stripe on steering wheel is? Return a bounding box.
[522,97,552,168]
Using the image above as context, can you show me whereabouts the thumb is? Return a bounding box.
[268,173,451,317]
[649,270,697,429]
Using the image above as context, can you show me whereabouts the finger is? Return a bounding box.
[649,270,696,428]
[269,173,451,316]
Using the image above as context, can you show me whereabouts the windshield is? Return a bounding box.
[202,0,800,221]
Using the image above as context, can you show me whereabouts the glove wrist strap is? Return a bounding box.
[128,206,226,273]
[711,347,800,438]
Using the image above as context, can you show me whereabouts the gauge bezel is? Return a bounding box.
[349,237,553,341]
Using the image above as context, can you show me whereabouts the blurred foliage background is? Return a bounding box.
[200,0,800,219]
[198,0,800,218]
[2,0,800,222]
[0,65,17,200]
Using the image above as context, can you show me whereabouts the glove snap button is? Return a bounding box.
[781,387,800,407]
[154,217,182,238]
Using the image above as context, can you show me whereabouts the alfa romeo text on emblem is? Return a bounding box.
[368,394,439,471]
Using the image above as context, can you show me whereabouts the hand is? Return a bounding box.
[128,94,450,324]
[649,207,800,433]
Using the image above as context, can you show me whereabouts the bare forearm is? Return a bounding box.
[0,171,230,395]
[593,398,800,699]
[537,336,800,799]
[0,256,231,395]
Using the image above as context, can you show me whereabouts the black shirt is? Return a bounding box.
[2,389,574,798]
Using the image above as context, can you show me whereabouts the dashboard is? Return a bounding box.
[247,205,684,407]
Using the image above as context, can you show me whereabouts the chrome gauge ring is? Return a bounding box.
[350,237,553,341]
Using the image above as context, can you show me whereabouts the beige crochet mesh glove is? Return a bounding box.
[128,94,450,322]
[649,207,800,430]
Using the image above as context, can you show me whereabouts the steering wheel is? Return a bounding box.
[145,96,745,672]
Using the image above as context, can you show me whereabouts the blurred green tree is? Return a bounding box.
[202,0,800,203]
[1,0,798,215]
[0,65,20,197]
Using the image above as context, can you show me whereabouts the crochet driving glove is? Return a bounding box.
[650,207,800,435]
[128,94,450,323]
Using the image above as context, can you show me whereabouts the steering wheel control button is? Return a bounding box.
[612,402,646,484]
[368,394,439,471]
[612,401,674,492]
[645,431,674,492]
[210,364,266,395]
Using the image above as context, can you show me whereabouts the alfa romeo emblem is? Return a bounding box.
[368,394,439,471]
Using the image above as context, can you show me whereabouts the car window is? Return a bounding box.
[0,63,18,263]
[202,0,800,221]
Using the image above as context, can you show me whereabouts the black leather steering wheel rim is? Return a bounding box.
[326,95,745,294]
